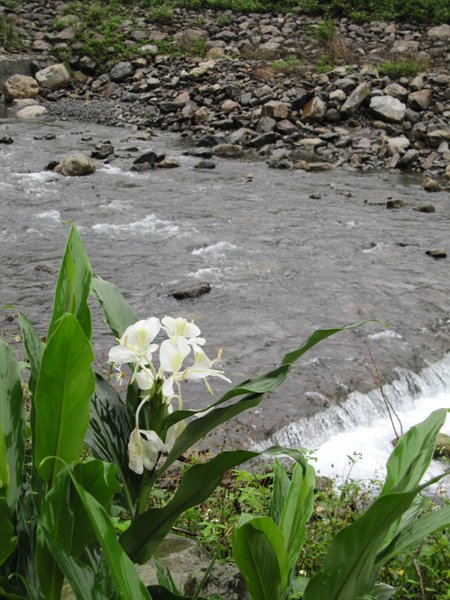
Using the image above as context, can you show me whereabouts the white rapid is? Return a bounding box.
[263,354,450,485]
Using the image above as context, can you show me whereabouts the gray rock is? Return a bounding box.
[3,74,39,101]
[427,24,450,41]
[255,116,276,133]
[340,82,371,114]
[408,90,433,111]
[169,282,211,299]
[423,177,441,192]
[414,204,435,213]
[110,61,134,82]
[369,95,406,122]
[55,153,96,176]
[213,144,245,158]
[261,100,289,120]
[35,64,71,90]
[194,160,216,169]
[426,249,447,259]
[301,97,326,121]
[386,198,404,209]
[157,158,180,168]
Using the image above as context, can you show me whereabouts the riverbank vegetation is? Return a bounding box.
[1,225,450,599]
[58,0,450,24]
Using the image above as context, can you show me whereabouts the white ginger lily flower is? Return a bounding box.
[128,428,165,474]
[134,366,155,391]
[108,317,161,367]
[161,316,206,353]
[159,336,191,400]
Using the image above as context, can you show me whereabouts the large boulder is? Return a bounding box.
[55,153,96,176]
[35,64,71,90]
[261,100,289,120]
[301,97,327,121]
[369,95,406,122]
[3,74,39,101]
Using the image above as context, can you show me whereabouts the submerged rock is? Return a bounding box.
[169,282,211,300]
[54,153,96,176]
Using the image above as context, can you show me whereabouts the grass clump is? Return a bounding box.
[0,13,24,51]
[379,59,426,78]
[271,56,303,73]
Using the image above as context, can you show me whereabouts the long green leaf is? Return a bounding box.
[232,516,289,600]
[280,463,315,571]
[38,528,99,600]
[0,340,25,511]
[85,373,139,516]
[68,470,151,600]
[121,447,305,564]
[159,322,372,474]
[0,497,17,565]
[91,276,139,339]
[34,313,94,486]
[375,504,450,567]
[17,311,45,395]
[303,488,420,600]
[48,226,92,340]
[382,408,448,495]
[38,461,121,600]
[269,459,291,526]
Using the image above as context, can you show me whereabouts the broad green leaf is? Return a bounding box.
[232,515,289,600]
[279,463,315,571]
[68,471,151,600]
[34,313,94,486]
[48,226,92,340]
[91,276,139,339]
[0,340,25,511]
[375,504,450,567]
[302,488,419,600]
[382,408,448,495]
[122,448,305,564]
[269,459,291,526]
[85,374,139,516]
[0,497,17,565]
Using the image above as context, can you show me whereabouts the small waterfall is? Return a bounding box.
[256,354,450,484]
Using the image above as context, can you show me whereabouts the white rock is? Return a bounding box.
[387,135,410,154]
[369,95,406,122]
[35,63,71,90]
[16,105,47,118]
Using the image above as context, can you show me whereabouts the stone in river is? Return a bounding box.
[54,153,96,176]
[386,198,404,209]
[0,135,13,144]
[426,249,447,259]
[169,282,211,300]
[194,160,216,169]
[3,74,39,101]
[423,177,441,192]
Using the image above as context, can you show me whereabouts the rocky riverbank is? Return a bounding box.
[1,1,450,178]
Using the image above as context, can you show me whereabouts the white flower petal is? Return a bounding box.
[160,337,191,374]
[162,316,201,340]
[123,317,161,353]
[128,428,145,474]
[134,367,155,391]
[162,376,176,400]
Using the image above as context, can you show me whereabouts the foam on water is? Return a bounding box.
[36,210,61,222]
[257,353,450,485]
[191,241,238,256]
[89,214,180,237]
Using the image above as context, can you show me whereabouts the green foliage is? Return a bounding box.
[271,57,303,72]
[378,59,426,78]
[148,4,174,23]
[0,13,24,51]
[312,18,337,41]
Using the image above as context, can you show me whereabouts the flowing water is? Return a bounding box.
[1,114,450,480]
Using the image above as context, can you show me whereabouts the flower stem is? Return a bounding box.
[137,470,156,515]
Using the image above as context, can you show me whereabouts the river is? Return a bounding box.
[1,113,449,481]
